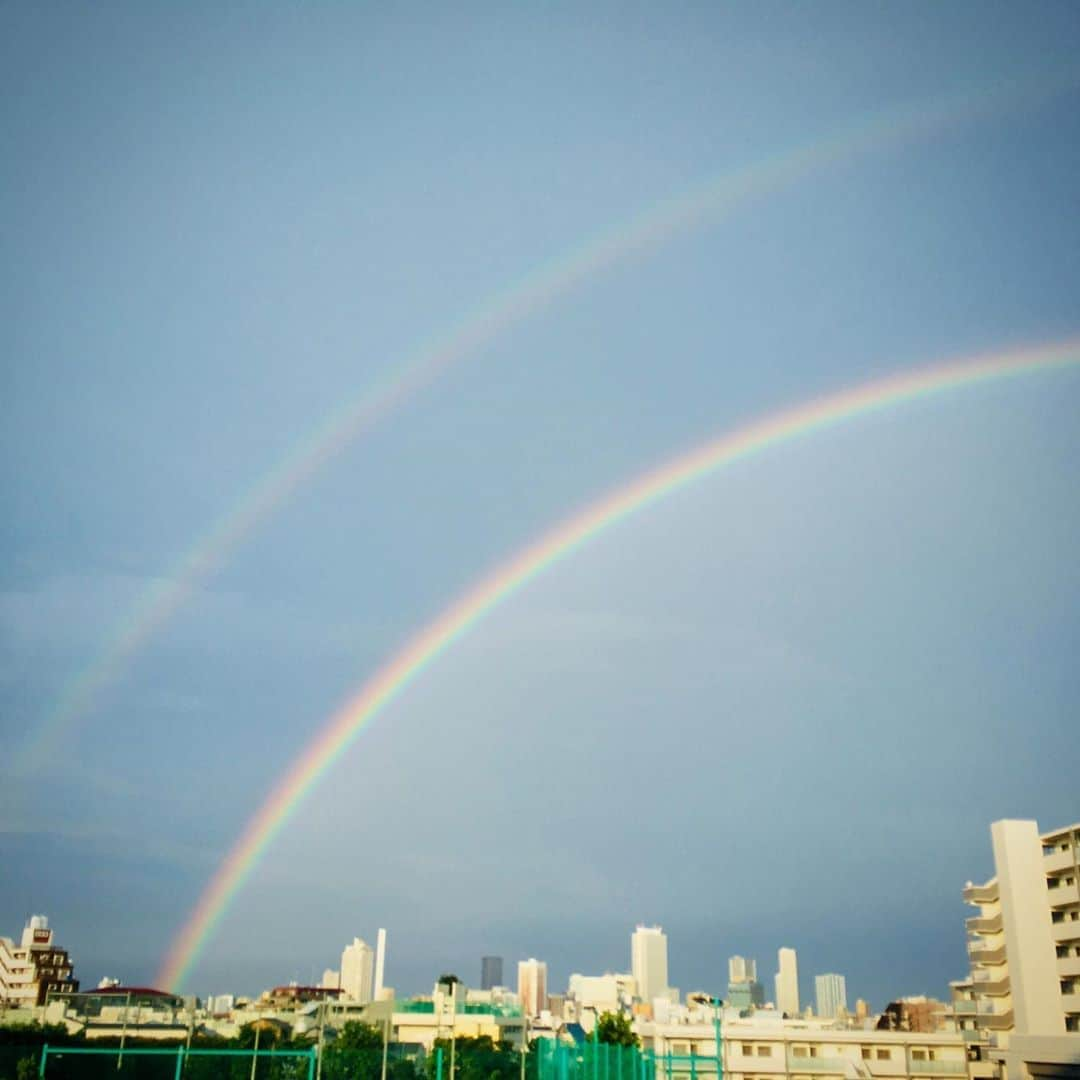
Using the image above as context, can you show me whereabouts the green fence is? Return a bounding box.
[532,1040,651,1080]
[0,1037,679,1080]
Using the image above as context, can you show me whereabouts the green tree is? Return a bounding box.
[336,1022,384,1051]
[596,1013,638,1048]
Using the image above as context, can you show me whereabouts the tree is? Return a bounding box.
[596,1012,638,1048]
[336,1021,384,1051]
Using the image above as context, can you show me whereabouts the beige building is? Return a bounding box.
[640,1015,969,1080]
[952,819,1080,1080]
[518,958,548,1018]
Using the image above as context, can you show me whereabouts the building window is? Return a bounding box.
[876,1050,891,1061]
[742,1044,754,1056]
[756,1047,772,1058]
[793,1048,809,1059]
[1053,911,1065,923]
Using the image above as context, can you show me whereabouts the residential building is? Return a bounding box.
[567,972,637,1017]
[482,956,504,991]
[952,819,1080,1080]
[640,1012,969,1080]
[632,926,670,1007]
[775,949,800,1018]
[877,998,951,1033]
[0,915,79,1007]
[814,975,847,1020]
[518,958,548,1018]
[340,938,375,1003]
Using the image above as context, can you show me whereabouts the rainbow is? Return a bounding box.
[19,67,1078,773]
[157,336,1080,990]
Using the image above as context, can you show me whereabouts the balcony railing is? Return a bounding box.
[786,1057,847,1072]
[908,1061,967,1075]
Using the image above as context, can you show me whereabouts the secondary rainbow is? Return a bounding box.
[22,68,1077,773]
[157,335,1080,990]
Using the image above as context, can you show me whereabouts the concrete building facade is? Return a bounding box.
[340,938,375,1003]
[633,926,670,1007]
[0,915,79,1007]
[775,948,800,1018]
[952,819,1080,1080]
[481,956,504,991]
[814,975,847,1020]
[518,958,548,1017]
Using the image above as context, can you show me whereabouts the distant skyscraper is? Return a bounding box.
[774,947,799,1017]
[728,955,756,984]
[517,958,547,1017]
[374,928,387,999]
[631,925,669,1005]
[481,956,503,990]
[340,938,374,1003]
[815,973,847,1019]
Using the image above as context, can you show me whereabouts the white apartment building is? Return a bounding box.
[340,938,375,1003]
[815,975,847,1020]
[0,915,78,1008]
[567,972,637,1017]
[639,1013,969,1080]
[952,819,1080,1080]
[775,949,800,1018]
[518,958,548,1017]
[633,926,670,1008]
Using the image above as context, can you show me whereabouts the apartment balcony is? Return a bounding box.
[971,973,1010,995]
[964,882,999,905]
[908,1061,967,1076]
[1058,955,1080,978]
[1052,920,1080,945]
[953,1001,977,1015]
[1046,882,1080,908]
[966,913,1003,935]
[1043,848,1077,875]
[1061,993,1080,1015]
[976,1008,1014,1031]
[785,1057,847,1073]
[968,944,1007,966]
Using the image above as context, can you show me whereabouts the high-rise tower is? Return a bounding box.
[631,925,669,1006]
[774,947,799,1016]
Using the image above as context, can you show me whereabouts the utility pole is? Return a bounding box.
[117,991,132,1071]
[249,1023,261,1080]
[381,1011,390,1080]
[315,1001,327,1080]
[449,982,457,1080]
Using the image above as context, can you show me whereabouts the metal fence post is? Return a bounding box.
[174,1046,184,1080]
[38,1044,48,1079]
[308,1046,317,1080]
[436,1045,444,1080]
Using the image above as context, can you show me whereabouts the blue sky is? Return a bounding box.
[2,4,1079,1008]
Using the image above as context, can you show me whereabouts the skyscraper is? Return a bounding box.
[481,956,503,990]
[728,956,756,983]
[518,958,547,1017]
[774,947,799,1017]
[374,928,387,999]
[340,938,375,1003]
[815,973,847,1019]
[631,925,669,1006]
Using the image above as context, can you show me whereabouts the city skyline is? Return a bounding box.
[3,4,1079,1008]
